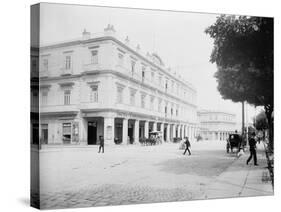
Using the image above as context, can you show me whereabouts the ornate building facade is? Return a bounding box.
[198,110,237,141]
[36,25,199,146]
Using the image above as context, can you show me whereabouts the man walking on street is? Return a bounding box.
[98,135,104,153]
[183,137,191,155]
[246,132,258,165]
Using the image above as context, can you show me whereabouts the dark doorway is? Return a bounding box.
[164,127,167,142]
[88,121,97,145]
[128,127,134,144]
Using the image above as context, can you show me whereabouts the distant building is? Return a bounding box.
[35,25,199,146]
[197,110,237,141]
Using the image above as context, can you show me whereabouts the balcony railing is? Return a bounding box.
[61,67,72,76]
[83,63,100,72]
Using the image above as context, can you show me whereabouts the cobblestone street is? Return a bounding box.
[37,140,271,209]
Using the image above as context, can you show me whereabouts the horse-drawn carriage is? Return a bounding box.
[226,133,243,153]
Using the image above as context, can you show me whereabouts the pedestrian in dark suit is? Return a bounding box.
[246,132,258,165]
[183,137,191,155]
[98,135,104,153]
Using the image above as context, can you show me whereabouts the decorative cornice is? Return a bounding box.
[198,110,236,116]
[40,84,51,90]
[59,82,75,88]
[80,108,193,125]
[40,111,79,118]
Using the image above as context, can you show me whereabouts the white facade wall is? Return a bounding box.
[38,28,198,145]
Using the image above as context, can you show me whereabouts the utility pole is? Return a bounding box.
[242,101,245,145]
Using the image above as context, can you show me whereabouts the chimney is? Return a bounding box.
[82,29,90,40]
[136,44,141,52]
[125,36,130,45]
[146,52,151,58]
[104,24,116,36]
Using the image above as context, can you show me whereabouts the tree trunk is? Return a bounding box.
[264,106,273,152]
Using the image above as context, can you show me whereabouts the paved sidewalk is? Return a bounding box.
[201,145,274,199]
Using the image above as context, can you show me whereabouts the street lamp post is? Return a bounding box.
[242,101,245,146]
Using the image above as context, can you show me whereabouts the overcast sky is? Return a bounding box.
[40,3,260,126]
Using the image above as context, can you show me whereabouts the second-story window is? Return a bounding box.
[158,98,162,112]
[41,91,48,106]
[43,58,49,72]
[64,90,71,105]
[150,96,154,110]
[151,71,155,83]
[65,55,71,70]
[118,53,124,66]
[91,50,98,64]
[141,94,146,108]
[142,66,145,82]
[117,86,124,104]
[90,85,98,102]
[131,60,136,76]
[158,74,162,86]
[171,108,173,116]
[130,89,136,106]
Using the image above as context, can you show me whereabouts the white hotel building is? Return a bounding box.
[36,25,199,146]
[198,110,237,141]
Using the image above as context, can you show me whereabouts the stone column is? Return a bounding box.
[144,121,149,139]
[122,118,128,144]
[187,125,190,139]
[190,126,194,140]
[160,122,164,133]
[166,124,170,142]
[213,131,216,140]
[160,122,164,141]
[104,117,115,145]
[79,117,87,144]
[134,119,139,144]
[181,125,184,139]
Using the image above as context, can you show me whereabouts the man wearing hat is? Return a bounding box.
[246,132,258,166]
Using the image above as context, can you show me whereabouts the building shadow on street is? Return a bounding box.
[154,150,237,177]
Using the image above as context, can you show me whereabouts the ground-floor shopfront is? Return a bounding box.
[39,110,199,146]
